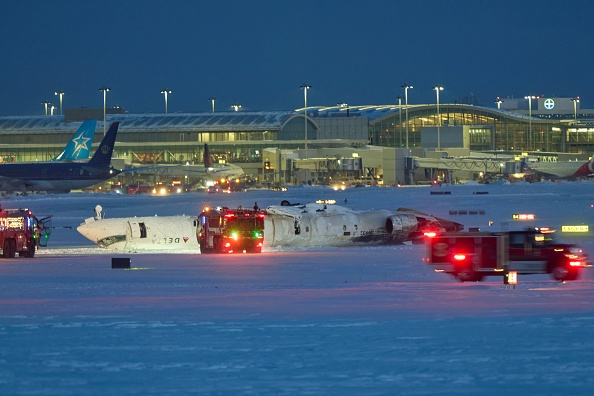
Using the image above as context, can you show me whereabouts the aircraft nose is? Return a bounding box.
[76,222,97,241]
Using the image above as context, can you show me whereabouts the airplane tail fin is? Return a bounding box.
[52,120,97,161]
[87,122,119,167]
[203,143,212,168]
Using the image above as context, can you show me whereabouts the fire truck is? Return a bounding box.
[0,208,51,258]
[424,227,592,282]
[197,206,265,253]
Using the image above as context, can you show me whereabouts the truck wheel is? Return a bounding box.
[456,267,483,282]
[551,265,578,281]
[199,242,210,254]
[25,242,35,258]
[2,240,9,258]
[7,239,16,258]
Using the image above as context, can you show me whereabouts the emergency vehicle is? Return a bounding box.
[197,206,265,253]
[424,227,591,282]
[0,208,51,258]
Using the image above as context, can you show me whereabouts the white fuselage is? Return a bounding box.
[529,157,594,179]
[77,215,200,251]
[76,203,458,251]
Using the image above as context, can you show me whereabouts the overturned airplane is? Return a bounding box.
[263,201,463,248]
[76,201,463,251]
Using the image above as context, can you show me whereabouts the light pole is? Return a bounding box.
[402,83,413,148]
[433,85,444,149]
[54,90,65,115]
[99,86,110,136]
[495,97,503,109]
[231,103,242,111]
[161,89,171,113]
[300,83,311,159]
[397,96,402,148]
[50,104,57,116]
[209,96,216,113]
[524,95,538,150]
[41,99,50,116]
[571,96,580,120]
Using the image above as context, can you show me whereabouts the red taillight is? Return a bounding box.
[569,261,582,267]
[424,231,437,238]
[453,254,466,261]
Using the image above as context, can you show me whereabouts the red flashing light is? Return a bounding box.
[453,254,466,261]
[569,261,582,267]
[224,242,231,248]
[424,231,437,238]
[224,213,235,218]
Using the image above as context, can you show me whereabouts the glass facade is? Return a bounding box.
[1,106,593,166]
[369,104,592,154]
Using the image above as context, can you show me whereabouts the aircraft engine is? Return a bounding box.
[385,213,419,240]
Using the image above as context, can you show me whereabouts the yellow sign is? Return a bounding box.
[512,213,535,220]
[561,225,589,233]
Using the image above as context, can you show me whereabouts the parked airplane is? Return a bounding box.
[52,120,97,161]
[122,143,244,182]
[0,122,120,193]
[76,201,463,251]
[527,155,594,180]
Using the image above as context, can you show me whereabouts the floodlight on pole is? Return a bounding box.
[524,95,538,150]
[397,96,402,148]
[401,83,413,149]
[300,83,311,159]
[571,96,580,120]
[41,99,50,116]
[209,96,217,113]
[433,85,444,150]
[160,89,171,113]
[495,97,503,109]
[54,90,65,115]
[231,103,242,111]
[99,86,110,136]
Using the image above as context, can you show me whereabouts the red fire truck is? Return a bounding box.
[424,227,591,282]
[197,206,265,253]
[0,208,51,258]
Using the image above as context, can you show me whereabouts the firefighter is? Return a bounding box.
[94,204,103,220]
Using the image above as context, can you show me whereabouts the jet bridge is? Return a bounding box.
[408,157,513,183]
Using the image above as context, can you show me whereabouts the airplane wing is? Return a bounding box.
[0,174,30,192]
[119,163,244,179]
[265,202,353,219]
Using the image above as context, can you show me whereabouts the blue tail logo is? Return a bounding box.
[52,120,97,161]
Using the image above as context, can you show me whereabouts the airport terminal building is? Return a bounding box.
[0,96,593,186]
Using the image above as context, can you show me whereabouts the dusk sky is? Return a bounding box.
[2,0,594,116]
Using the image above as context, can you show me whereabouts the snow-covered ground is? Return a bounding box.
[1,181,594,395]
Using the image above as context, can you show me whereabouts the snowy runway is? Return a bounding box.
[1,182,594,394]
